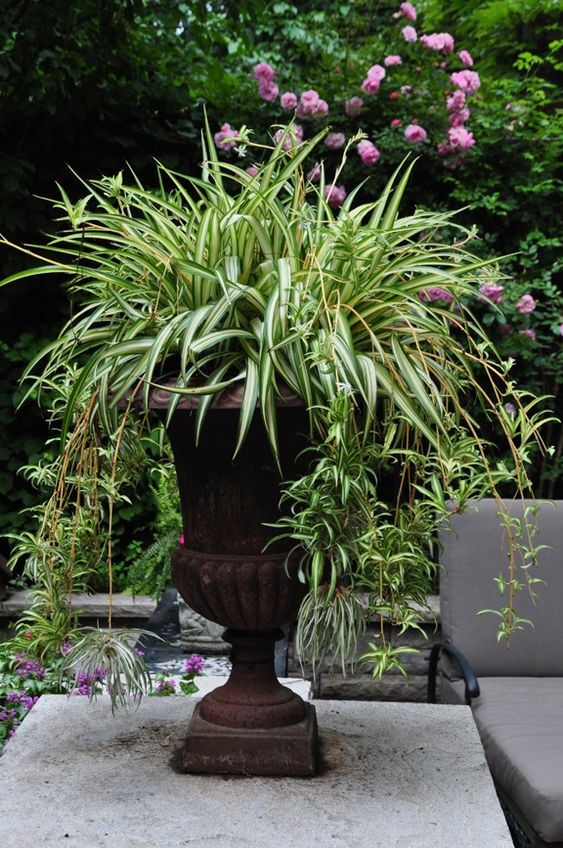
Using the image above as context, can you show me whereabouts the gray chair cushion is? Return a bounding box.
[465,678,563,843]
[440,500,563,677]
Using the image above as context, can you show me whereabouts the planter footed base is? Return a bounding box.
[180,701,318,777]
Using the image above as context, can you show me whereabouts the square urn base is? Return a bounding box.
[181,701,318,777]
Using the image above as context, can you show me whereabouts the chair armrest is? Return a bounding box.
[427,641,481,705]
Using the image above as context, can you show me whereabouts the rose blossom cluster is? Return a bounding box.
[420,32,455,53]
[361,64,386,95]
[254,61,279,102]
[357,139,380,166]
[213,1,482,197]
[253,62,329,119]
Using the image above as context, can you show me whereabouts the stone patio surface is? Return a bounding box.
[0,689,512,848]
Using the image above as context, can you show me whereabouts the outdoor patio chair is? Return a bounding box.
[428,499,563,848]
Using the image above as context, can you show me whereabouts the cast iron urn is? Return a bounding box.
[152,385,318,776]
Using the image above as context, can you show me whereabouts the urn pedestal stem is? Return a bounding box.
[155,390,318,776]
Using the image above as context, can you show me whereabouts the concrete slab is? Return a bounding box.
[0,696,511,848]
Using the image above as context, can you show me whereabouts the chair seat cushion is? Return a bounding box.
[448,677,563,842]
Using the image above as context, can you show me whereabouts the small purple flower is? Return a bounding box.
[6,691,21,703]
[184,655,205,674]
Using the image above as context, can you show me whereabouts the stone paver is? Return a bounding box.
[0,693,511,847]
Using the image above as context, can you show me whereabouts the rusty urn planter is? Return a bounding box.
[151,385,318,776]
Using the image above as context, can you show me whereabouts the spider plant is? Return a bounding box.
[0,123,552,687]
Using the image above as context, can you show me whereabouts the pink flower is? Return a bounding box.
[258,81,279,102]
[324,184,347,208]
[245,165,259,177]
[361,64,386,95]
[404,123,427,144]
[297,89,320,117]
[253,62,276,83]
[400,85,412,95]
[214,123,240,150]
[402,25,417,42]
[448,125,475,150]
[520,328,536,341]
[391,118,402,128]
[458,50,474,67]
[419,287,454,303]
[390,90,398,100]
[280,91,298,110]
[384,55,402,66]
[357,139,380,166]
[479,283,504,304]
[449,107,470,126]
[437,141,453,155]
[516,294,536,314]
[399,2,417,21]
[314,98,329,118]
[273,126,303,150]
[420,32,455,52]
[345,96,364,116]
[178,534,185,544]
[559,324,563,336]
[307,163,321,183]
[325,132,345,150]
[450,70,481,94]
[446,90,466,111]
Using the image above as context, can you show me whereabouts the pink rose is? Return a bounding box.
[448,125,475,150]
[516,294,536,314]
[245,165,259,177]
[384,55,402,67]
[458,50,474,67]
[280,91,298,110]
[357,140,380,166]
[519,328,536,341]
[297,89,320,117]
[446,90,466,110]
[399,2,417,21]
[345,96,364,116]
[390,90,398,100]
[437,141,453,155]
[451,70,481,94]
[420,32,455,53]
[258,81,279,102]
[214,122,240,150]
[253,62,276,83]
[449,107,470,126]
[419,287,454,303]
[325,132,346,150]
[402,25,417,43]
[324,184,347,208]
[179,534,185,545]
[404,123,427,144]
[391,118,402,128]
[361,64,386,96]
[479,283,504,304]
[314,98,329,118]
